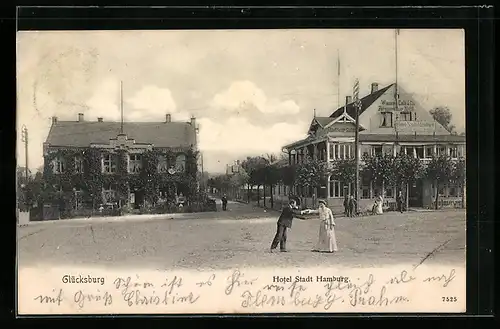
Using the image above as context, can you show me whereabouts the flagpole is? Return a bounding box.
[120,80,124,134]
[353,79,360,215]
[337,49,341,111]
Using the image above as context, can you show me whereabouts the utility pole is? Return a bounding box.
[21,125,29,180]
[353,79,361,215]
[120,80,124,134]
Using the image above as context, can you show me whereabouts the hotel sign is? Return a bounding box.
[395,120,436,133]
[378,99,416,112]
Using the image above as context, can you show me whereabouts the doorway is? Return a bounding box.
[408,179,423,207]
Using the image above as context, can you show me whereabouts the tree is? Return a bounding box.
[229,168,249,200]
[330,158,357,187]
[451,157,466,208]
[361,154,396,194]
[241,156,269,205]
[262,164,281,208]
[393,153,425,210]
[280,165,296,193]
[295,157,328,207]
[424,154,454,210]
[430,106,456,133]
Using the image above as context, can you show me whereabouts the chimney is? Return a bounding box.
[190,116,196,126]
[52,116,58,124]
[97,117,103,122]
[165,113,171,123]
[346,96,352,104]
[78,113,84,122]
[371,82,379,93]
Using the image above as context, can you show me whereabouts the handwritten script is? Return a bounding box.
[24,267,464,314]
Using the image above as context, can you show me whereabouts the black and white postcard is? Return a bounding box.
[17,29,466,314]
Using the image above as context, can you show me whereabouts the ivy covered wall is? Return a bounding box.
[43,147,199,209]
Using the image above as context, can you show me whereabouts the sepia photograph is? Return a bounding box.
[16,28,466,314]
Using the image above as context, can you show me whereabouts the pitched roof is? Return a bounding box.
[313,117,335,127]
[359,134,466,143]
[45,121,197,148]
[329,84,394,119]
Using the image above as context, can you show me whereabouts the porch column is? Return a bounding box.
[423,146,426,158]
[413,147,417,158]
[433,144,437,156]
[326,140,330,163]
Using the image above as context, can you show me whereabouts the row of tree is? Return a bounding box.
[208,153,466,210]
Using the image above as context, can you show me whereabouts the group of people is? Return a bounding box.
[269,190,408,253]
[343,195,357,217]
[270,199,338,254]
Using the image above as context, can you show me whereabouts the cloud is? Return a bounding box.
[197,117,307,155]
[126,85,178,122]
[85,81,178,122]
[210,80,300,115]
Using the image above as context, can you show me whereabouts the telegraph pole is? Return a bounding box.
[353,79,361,215]
[21,125,29,180]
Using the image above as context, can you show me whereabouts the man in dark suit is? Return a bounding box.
[270,199,300,253]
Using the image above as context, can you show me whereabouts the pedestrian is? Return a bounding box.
[396,190,404,213]
[343,194,349,217]
[270,199,300,253]
[348,195,357,217]
[221,195,228,211]
[312,200,338,253]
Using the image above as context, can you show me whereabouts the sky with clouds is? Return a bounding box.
[16,29,465,173]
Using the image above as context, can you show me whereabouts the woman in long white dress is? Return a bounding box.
[312,200,338,253]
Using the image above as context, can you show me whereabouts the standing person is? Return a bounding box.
[348,195,357,217]
[343,194,349,217]
[270,199,300,253]
[396,190,404,213]
[312,200,338,253]
[221,195,228,211]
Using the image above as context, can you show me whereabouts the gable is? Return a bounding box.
[358,84,451,136]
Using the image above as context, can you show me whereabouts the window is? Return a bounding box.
[328,177,352,198]
[449,146,458,158]
[74,156,84,173]
[437,145,447,157]
[380,112,393,127]
[284,186,287,196]
[399,112,412,121]
[102,183,116,203]
[458,145,465,157]
[385,187,394,198]
[157,155,169,173]
[362,186,370,199]
[53,157,66,174]
[372,146,383,157]
[425,146,434,158]
[102,153,117,174]
[415,146,424,159]
[331,144,354,160]
[129,154,142,173]
[175,154,187,172]
[278,184,281,195]
[448,186,458,197]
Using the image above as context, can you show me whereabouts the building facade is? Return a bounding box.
[279,82,466,211]
[43,113,200,210]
